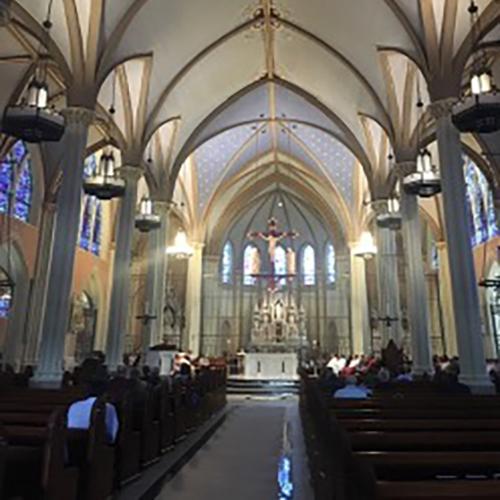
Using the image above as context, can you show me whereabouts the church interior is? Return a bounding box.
[0,0,500,498]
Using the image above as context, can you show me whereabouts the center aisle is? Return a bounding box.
[156,397,313,500]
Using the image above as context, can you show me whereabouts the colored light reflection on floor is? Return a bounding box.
[278,455,293,498]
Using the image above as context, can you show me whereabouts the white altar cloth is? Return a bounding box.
[242,352,298,380]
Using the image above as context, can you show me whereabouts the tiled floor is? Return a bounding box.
[156,396,313,500]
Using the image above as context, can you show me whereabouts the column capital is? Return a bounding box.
[371,198,388,215]
[120,165,143,183]
[428,98,458,120]
[61,106,95,127]
[153,199,175,214]
[42,200,57,214]
[394,161,417,176]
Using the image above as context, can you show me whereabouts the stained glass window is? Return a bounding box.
[221,241,233,284]
[302,244,316,286]
[91,203,102,255]
[464,156,498,247]
[326,243,336,284]
[431,242,440,270]
[243,244,259,286]
[0,267,12,318]
[79,153,103,256]
[274,245,287,286]
[0,140,32,222]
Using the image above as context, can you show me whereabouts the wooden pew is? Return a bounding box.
[349,430,500,451]
[340,418,500,432]
[137,387,161,466]
[1,410,79,500]
[114,396,141,487]
[66,398,115,500]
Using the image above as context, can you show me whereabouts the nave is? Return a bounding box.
[157,397,313,500]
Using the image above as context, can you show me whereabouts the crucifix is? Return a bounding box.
[376,315,399,328]
[247,217,298,291]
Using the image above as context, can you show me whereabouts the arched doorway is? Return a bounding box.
[67,291,98,366]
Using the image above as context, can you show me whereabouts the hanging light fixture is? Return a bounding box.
[404,148,442,197]
[353,231,377,259]
[135,196,161,232]
[376,197,402,230]
[83,74,125,199]
[453,1,500,134]
[403,78,441,197]
[166,229,194,259]
[2,0,65,142]
[83,148,125,200]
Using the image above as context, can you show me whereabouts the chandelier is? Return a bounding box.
[403,148,441,197]
[83,149,125,199]
[376,197,401,230]
[452,1,500,134]
[2,5,64,142]
[353,231,377,259]
[404,79,441,197]
[135,196,161,232]
[166,230,194,259]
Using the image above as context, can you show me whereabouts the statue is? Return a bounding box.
[248,217,298,273]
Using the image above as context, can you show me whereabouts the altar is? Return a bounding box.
[241,352,298,380]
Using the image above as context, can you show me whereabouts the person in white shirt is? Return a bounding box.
[334,375,372,399]
[327,354,340,374]
[67,380,119,443]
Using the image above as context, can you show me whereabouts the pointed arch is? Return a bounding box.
[274,244,287,286]
[326,242,336,284]
[79,153,103,256]
[301,244,316,286]
[243,243,259,286]
[0,140,33,223]
[464,155,498,247]
[221,240,233,284]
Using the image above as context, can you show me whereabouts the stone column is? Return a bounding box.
[436,241,459,356]
[349,247,370,354]
[373,204,402,346]
[397,162,433,375]
[200,255,220,356]
[36,107,94,382]
[23,201,57,366]
[105,166,143,370]
[143,202,171,351]
[185,242,204,356]
[429,98,492,392]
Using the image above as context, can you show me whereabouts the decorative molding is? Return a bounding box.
[371,198,388,215]
[120,164,144,183]
[427,98,458,120]
[394,161,416,176]
[61,107,95,127]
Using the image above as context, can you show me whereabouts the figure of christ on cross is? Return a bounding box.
[247,217,298,283]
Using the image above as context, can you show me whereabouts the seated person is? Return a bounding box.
[67,379,119,443]
[334,375,371,399]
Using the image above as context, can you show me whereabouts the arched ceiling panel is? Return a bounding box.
[277,0,418,102]
[106,0,253,115]
[274,27,384,145]
[289,124,356,206]
[194,124,259,214]
[152,31,266,161]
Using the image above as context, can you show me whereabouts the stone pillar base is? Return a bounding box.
[460,374,495,394]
